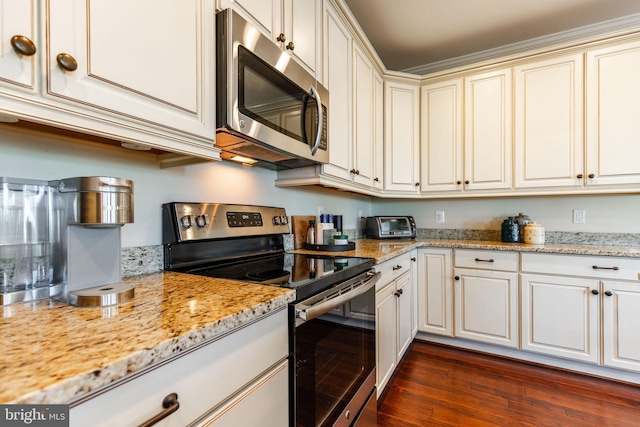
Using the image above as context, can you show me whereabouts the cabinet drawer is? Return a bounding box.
[70,309,287,427]
[521,253,640,281]
[375,252,411,290]
[454,249,518,272]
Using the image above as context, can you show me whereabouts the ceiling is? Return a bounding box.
[343,0,640,73]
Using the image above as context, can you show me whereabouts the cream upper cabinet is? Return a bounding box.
[0,1,37,93]
[220,0,321,77]
[351,42,375,187]
[420,78,463,192]
[586,39,640,187]
[420,68,511,194]
[320,2,352,181]
[514,53,584,189]
[464,68,512,191]
[373,70,384,190]
[384,78,421,193]
[0,0,218,161]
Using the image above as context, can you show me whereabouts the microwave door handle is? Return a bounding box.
[309,86,322,155]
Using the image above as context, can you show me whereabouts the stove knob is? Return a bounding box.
[195,214,209,228]
[180,215,194,229]
[273,216,282,225]
[281,216,289,225]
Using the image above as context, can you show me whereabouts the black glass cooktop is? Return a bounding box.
[184,252,375,301]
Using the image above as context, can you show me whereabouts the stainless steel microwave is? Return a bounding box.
[365,216,417,239]
[216,9,329,170]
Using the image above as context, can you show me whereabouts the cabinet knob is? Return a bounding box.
[277,33,286,43]
[392,265,403,271]
[10,35,36,56]
[374,177,379,182]
[454,276,460,281]
[355,169,360,175]
[591,289,599,295]
[139,393,180,427]
[577,174,584,179]
[411,257,416,262]
[464,180,470,185]
[456,180,462,185]
[56,53,78,72]
[604,290,613,297]
[286,41,295,51]
[394,289,404,297]
[415,182,420,187]
[350,169,356,174]
[588,173,595,179]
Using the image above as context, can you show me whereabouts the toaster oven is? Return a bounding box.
[364,216,416,239]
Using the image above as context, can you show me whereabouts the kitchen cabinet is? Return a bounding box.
[586,39,640,188]
[420,68,512,194]
[453,249,519,348]
[219,0,321,77]
[276,1,384,194]
[70,310,288,427]
[521,252,640,371]
[410,249,418,336]
[514,53,584,189]
[417,248,453,337]
[1,0,219,161]
[0,1,36,92]
[375,252,415,397]
[384,78,421,194]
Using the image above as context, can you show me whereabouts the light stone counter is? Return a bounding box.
[293,238,640,263]
[0,272,294,405]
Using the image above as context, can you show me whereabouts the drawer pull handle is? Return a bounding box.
[604,290,613,297]
[591,289,599,295]
[592,265,619,271]
[392,265,403,271]
[138,393,180,427]
[474,258,494,263]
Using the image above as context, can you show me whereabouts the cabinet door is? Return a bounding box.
[352,42,374,187]
[375,281,396,397]
[454,268,518,347]
[586,40,640,187]
[514,53,584,188]
[321,4,352,181]
[0,0,36,92]
[464,68,512,191]
[217,0,279,41]
[283,0,321,76]
[384,80,420,193]
[194,361,288,427]
[47,0,215,141]
[396,271,413,361]
[420,78,463,192]
[417,248,453,336]
[521,274,599,363]
[602,280,640,372]
[372,70,384,190]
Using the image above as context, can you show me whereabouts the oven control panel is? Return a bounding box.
[164,203,290,242]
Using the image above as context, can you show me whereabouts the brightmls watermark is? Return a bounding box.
[0,405,69,426]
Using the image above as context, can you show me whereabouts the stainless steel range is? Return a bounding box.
[162,203,379,427]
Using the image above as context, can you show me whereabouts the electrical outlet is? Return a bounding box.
[435,211,445,223]
[573,209,586,224]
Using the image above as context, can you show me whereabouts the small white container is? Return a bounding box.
[333,235,349,245]
[524,221,545,245]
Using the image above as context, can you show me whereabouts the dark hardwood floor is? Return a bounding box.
[377,341,640,426]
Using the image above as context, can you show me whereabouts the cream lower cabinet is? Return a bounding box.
[521,252,640,372]
[453,249,519,348]
[69,310,288,427]
[375,253,414,397]
[417,248,453,336]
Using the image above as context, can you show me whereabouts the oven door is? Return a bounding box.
[292,270,379,427]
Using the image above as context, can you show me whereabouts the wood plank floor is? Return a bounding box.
[377,341,640,426]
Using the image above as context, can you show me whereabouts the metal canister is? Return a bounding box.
[514,213,531,242]
[501,217,519,243]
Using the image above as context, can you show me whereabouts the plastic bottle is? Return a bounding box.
[307,220,316,244]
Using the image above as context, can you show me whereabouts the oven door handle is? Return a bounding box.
[296,271,381,322]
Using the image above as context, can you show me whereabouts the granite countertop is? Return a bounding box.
[0,272,294,405]
[293,238,640,263]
